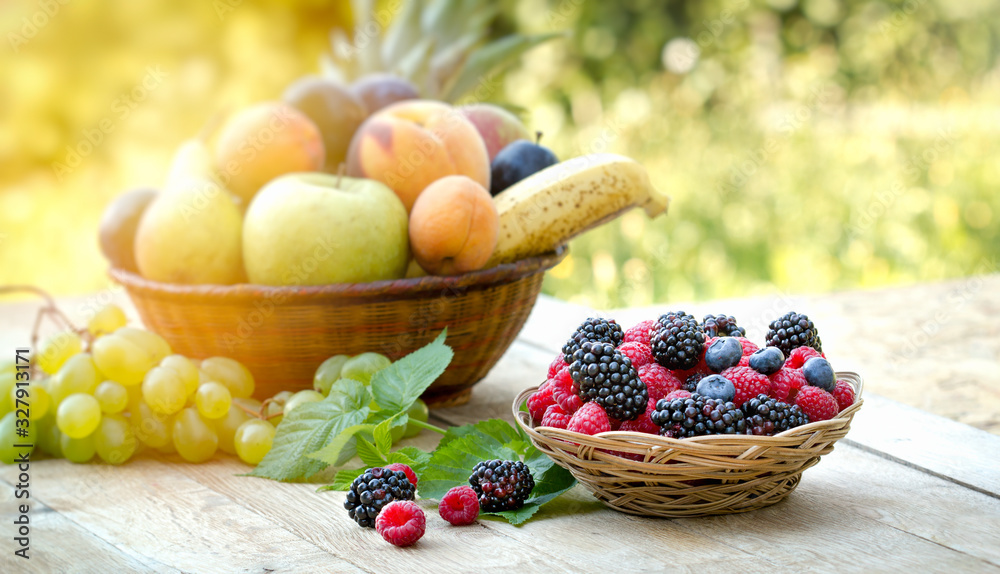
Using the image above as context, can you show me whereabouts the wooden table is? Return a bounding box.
[2,281,1000,573]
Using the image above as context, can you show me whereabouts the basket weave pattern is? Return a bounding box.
[514,371,863,517]
[112,248,566,405]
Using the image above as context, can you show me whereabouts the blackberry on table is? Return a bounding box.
[469,460,535,512]
[651,394,746,438]
[702,314,746,338]
[650,311,705,370]
[561,317,624,362]
[344,467,417,528]
[766,312,822,356]
[741,394,810,436]
[569,341,647,420]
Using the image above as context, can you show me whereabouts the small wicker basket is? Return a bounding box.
[111,247,566,406]
[513,371,863,517]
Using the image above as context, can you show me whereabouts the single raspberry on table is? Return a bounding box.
[540,404,571,429]
[375,500,426,547]
[663,389,692,401]
[547,354,568,379]
[527,383,556,422]
[566,402,612,435]
[768,367,807,402]
[549,367,583,414]
[794,385,839,422]
[618,342,655,368]
[637,363,683,403]
[787,346,824,369]
[720,366,771,407]
[439,485,480,526]
[618,398,659,434]
[623,319,656,347]
[384,463,418,488]
[832,379,855,412]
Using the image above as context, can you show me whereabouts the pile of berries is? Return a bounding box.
[527,311,856,441]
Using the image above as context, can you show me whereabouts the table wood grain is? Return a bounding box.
[1,282,998,573]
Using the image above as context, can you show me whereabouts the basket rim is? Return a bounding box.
[109,246,567,300]
[513,371,864,449]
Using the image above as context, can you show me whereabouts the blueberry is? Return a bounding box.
[748,346,785,375]
[489,133,559,196]
[802,357,835,392]
[696,375,736,403]
[704,337,742,372]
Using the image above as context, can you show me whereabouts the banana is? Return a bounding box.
[487,153,669,266]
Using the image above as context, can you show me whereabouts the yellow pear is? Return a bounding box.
[134,177,245,284]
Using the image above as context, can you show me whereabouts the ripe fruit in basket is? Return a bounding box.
[459,104,531,162]
[650,312,705,371]
[695,374,736,402]
[212,102,325,205]
[490,133,559,196]
[283,77,368,170]
[569,341,647,421]
[704,337,742,373]
[134,176,245,285]
[794,386,839,422]
[346,100,490,212]
[242,173,409,285]
[409,175,499,275]
[350,74,419,114]
[748,346,785,376]
[802,357,836,392]
[741,394,810,436]
[766,312,823,356]
[98,187,157,273]
[487,154,669,266]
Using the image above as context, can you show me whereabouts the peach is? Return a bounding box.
[350,74,419,114]
[459,104,531,162]
[408,175,498,275]
[346,100,490,211]
[283,77,367,170]
[213,102,325,205]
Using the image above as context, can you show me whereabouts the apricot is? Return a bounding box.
[346,100,490,212]
[283,77,367,170]
[408,175,498,275]
[350,74,419,114]
[213,102,325,205]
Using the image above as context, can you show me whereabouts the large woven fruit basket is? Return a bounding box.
[513,371,863,517]
[111,246,566,405]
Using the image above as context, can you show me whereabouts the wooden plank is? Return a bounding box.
[0,487,169,573]
[0,459,359,573]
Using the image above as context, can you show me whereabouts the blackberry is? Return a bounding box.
[741,394,810,436]
[650,312,705,370]
[684,373,705,392]
[344,467,417,528]
[651,394,746,438]
[766,312,822,356]
[569,341,647,420]
[561,317,624,362]
[702,314,746,338]
[469,460,535,512]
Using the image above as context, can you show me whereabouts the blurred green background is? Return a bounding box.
[1,0,998,308]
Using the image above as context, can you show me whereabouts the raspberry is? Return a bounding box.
[794,386,839,422]
[787,346,823,369]
[833,379,855,412]
[549,367,582,414]
[663,389,692,401]
[547,354,567,379]
[376,500,425,547]
[768,368,806,402]
[734,337,760,366]
[384,463,418,488]
[618,398,659,434]
[527,384,556,423]
[720,366,771,407]
[623,319,656,346]
[637,363,683,402]
[566,402,611,435]
[617,342,654,368]
[540,404,571,428]
[438,485,479,526]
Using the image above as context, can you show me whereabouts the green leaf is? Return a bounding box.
[386,447,433,475]
[306,423,373,466]
[355,437,386,468]
[370,329,452,414]
[247,396,370,482]
[320,467,367,492]
[373,415,397,455]
[417,419,576,525]
[444,33,565,103]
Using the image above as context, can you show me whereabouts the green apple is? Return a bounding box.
[242,173,409,285]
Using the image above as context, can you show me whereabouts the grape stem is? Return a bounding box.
[237,398,283,421]
[406,419,447,435]
[0,284,90,380]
